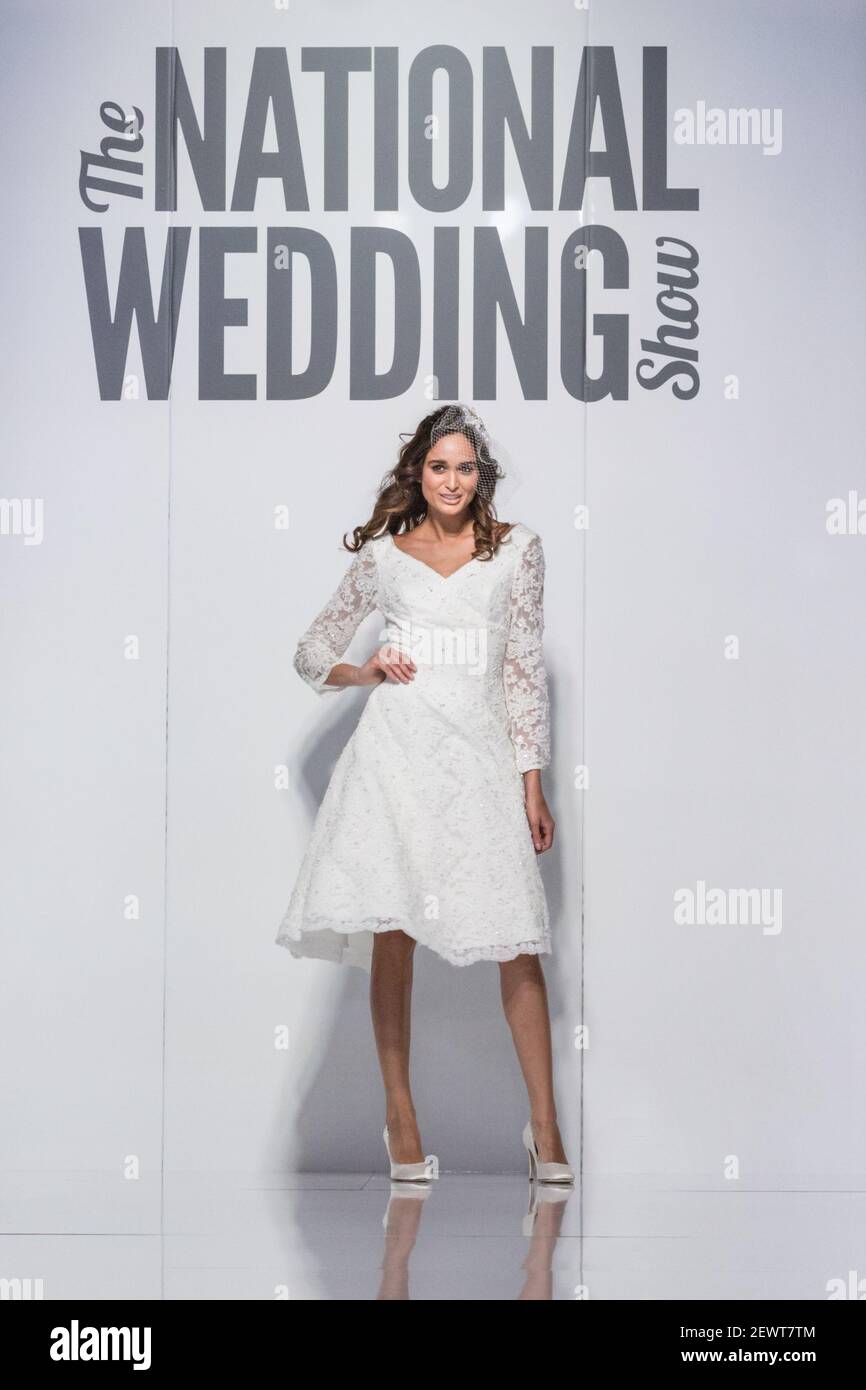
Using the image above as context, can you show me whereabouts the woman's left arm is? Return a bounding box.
[503,534,555,853]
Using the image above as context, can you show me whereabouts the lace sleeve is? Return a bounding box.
[294,544,379,695]
[503,534,551,772]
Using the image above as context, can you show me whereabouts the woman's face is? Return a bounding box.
[421,432,479,520]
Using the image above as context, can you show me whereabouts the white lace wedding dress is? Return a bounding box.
[275,521,552,970]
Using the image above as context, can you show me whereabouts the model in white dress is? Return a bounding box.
[273,402,571,1180]
[275,521,552,970]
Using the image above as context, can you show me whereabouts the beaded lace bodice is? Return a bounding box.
[294,523,551,773]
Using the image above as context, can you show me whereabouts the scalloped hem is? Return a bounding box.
[275,915,551,972]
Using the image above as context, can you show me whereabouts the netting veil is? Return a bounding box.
[427,402,506,501]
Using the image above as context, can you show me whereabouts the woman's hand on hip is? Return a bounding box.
[358,644,417,686]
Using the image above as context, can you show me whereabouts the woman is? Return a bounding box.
[276,404,573,1186]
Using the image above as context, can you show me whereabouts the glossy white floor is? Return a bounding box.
[2,1171,864,1300]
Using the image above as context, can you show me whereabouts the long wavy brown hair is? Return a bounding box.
[343,406,513,561]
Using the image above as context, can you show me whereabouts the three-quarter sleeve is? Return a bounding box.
[502,534,551,772]
[294,544,379,694]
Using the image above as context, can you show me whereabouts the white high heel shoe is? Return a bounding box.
[383,1125,440,1182]
[522,1121,574,1185]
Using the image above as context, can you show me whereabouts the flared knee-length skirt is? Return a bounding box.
[275,680,552,970]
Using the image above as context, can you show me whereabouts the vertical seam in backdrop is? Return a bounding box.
[160,0,177,1303]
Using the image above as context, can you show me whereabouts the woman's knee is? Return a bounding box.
[499,952,545,985]
[373,928,417,961]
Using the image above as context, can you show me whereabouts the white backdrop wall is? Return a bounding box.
[1,0,864,1223]
[583,0,866,1179]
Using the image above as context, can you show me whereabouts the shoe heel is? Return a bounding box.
[522,1120,537,1183]
[383,1124,439,1183]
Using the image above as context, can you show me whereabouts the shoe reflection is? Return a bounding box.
[378,1181,434,1299]
[519,1182,573,1300]
[376,1178,573,1300]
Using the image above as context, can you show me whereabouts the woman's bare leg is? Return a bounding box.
[370,930,424,1162]
[499,953,569,1164]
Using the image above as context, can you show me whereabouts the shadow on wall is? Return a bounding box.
[270,675,567,1175]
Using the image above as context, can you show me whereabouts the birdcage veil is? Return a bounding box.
[428,402,507,502]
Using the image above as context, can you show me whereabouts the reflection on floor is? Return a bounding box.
[1,1171,864,1300]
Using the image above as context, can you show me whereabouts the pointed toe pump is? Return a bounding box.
[522,1121,574,1185]
[383,1125,440,1182]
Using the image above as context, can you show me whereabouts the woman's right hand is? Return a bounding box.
[357,644,417,686]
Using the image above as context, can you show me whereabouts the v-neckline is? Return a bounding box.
[389,533,478,582]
